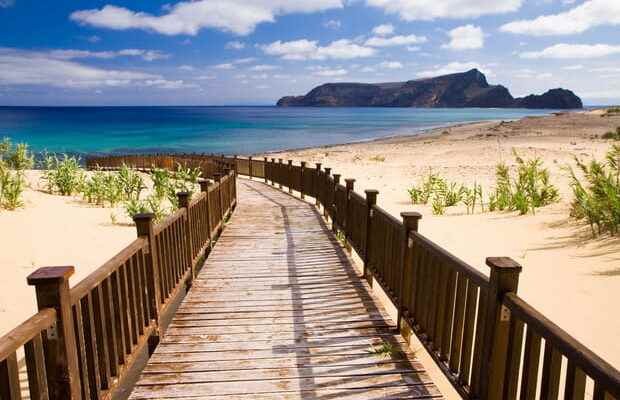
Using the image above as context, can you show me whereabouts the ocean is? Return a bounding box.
[0,106,558,155]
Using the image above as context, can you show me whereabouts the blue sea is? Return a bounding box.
[0,106,559,155]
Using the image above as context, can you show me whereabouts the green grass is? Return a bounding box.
[567,145,620,236]
[0,138,31,210]
[489,151,559,215]
[601,127,620,140]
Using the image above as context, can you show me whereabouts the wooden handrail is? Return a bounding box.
[0,308,56,360]
[2,166,238,400]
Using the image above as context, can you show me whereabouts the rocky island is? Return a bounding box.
[277,69,582,109]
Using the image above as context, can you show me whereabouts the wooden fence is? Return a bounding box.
[0,169,237,400]
[248,156,620,400]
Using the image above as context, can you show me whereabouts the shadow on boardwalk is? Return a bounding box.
[128,179,442,399]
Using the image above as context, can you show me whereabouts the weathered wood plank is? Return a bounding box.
[128,179,442,399]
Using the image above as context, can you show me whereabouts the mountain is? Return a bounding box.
[276,69,582,109]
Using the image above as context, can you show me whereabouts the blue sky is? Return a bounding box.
[0,0,619,105]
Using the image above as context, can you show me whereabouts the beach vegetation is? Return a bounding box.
[117,164,145,200]
[489,151,559,215]
[567,145,620,236]
[462,183,484,214]
[408,171,447,205]
[43,154,84,196]
[124,198,149,220]
[369,340,401,358]
[431,195,446,215]
[603,107,620,116]
[601,127,620,140]
[0,168,25,210]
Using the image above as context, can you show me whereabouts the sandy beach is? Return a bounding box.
[2,109,619,374]
[266,109,620,369]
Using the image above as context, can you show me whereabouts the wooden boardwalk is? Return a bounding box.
[129,179,442,399]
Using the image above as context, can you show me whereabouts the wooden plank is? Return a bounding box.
[24,333,49,400]
[0,352,22,400]
[128,179,442,400]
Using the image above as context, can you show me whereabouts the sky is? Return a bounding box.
[0,0,619,106]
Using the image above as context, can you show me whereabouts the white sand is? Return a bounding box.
[268,110,620,369]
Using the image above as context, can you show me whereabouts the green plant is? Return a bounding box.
[102,174,123,207]
[431,195,445,215]
[601,127,620,140]
[150,168,172,199]
[146,195,166,222]
[0,137,10,160]
[110,212,118,225]
[174,164,202,194]
[335,230,346,245]
[567,145,620,236]
[124,198,149,220]
[8,143,34,170]
[117,164,145,200]
[488,152,559,215]
[1,170,25,210]
[369,341,401,358]
[43,155,84,196]
[407,171,447,205]
[462,183,484,214]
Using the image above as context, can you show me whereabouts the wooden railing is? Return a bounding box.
[0,169,237,400]
[19,151,620,399]
[246,156,620,400]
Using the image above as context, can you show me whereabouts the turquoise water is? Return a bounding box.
[0,106,557,155]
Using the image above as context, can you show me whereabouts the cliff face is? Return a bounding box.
[276,69,582,109]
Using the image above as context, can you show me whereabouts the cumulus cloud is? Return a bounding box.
[500,0,620,36]
[520,44,620,59]
[249,64,280,71]
[365,34,427,47]
[71,1,344,36]
[225,41,245,50]
[372,24,394,36]
[178,65,195,71]
[366,0,522,20]
[260,39,375,60]
[0,48,187,89]
[442,25,484,50]
[416,61,493,78]
[311,67,348,77]
[323,19,341,29]
[48,48,169,61]
[379,61,403,69]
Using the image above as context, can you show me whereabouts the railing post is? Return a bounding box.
[480,257,522,400]
[199,179,212,242]
[248,156,253,179]
[323,168,331,218]
[344,179,356,252]
[177,192,194,289]
[133,213,162,354]
[332,174,341,232]
[277,159,283,189]
[363,189,379,284]
[399,212,422,331]
[263,157,268,183]
[300,162,307,199]
[270,158,276,186]
[213,173,225,221]
[315,163,322,207]
[287,160,294,193]
[27,267,80,400]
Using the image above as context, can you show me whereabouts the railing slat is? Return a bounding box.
[24,333,49,400]
[520,328,542,400]
[0,352,22,400]
[564,361,586,400]
[92,286,111,389]
[540,342,562,399]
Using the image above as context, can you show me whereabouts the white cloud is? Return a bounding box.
[225,41,245,50]
[0,48,185,89]
[48,48,169,61]
[234,57,257,64]
[86,35,101,43]
[196,74,216,80]
[71,1,344,36]
[360,66,376,72]
[563,64,584,70]
[379,61,403,69]
[256,85,270,89]
[261,39,375,60]
[500,0,620,36]
[249,64,280,71]
[372,24,394,36]
[178,65,195,71]
[520,44,620,59]
[407,46,421,52]
[0,0,14,7]
[213,63,235,70]
[313,68,348,77]
[416,61,493,78]
[442,25,484,50]
[365,34,427,47]
[366,0,523,20]
[323,19,341,29]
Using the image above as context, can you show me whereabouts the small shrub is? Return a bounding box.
[124,198,149,220]
[408,171,447,205]
[44,155,84,196]
[1,170,25,210]
[462,183,484,214]
[151,168,172,199]
[146,195,166,222]
[489,151,559,215]
[431,195,445,215]
[567,145,620,236]
[601,127,620,140]
[117,164,145,200]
